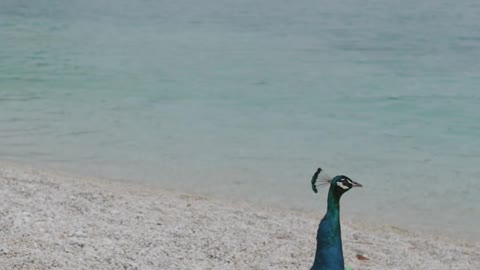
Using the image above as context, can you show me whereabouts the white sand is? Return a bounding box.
[0,163,478,270]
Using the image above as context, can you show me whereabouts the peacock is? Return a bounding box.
[310,168,362,270]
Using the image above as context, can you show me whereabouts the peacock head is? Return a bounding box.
[330,175,362,197]
[311,168,362,197]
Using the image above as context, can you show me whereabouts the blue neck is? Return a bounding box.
[311,187,344,270]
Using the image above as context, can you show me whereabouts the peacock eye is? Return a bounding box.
[336,181,350,190]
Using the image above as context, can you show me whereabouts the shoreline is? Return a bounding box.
[0,162,479,269]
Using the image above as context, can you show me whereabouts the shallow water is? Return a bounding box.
[1,0,479,240]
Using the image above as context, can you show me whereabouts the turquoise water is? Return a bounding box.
[1,0,479,239]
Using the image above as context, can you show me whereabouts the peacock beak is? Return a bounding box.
[351,180,363,188]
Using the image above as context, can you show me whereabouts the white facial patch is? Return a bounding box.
[337,181,350,190]
[345,178,354,185]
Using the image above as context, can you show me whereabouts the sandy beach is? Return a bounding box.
[0,162,478,270]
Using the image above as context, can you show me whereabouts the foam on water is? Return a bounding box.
[1,0,479,240]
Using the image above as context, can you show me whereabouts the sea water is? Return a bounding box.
[1,0,479,240]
